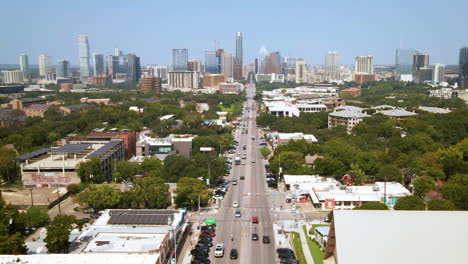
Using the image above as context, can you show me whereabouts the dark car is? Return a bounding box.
[195,243,210,250]
[277,248,295,255]
[252,233,259,241]
[230,248,238,259]
[199,234,213,241]
[201,231,216,237]
[201,225,216,232]
[191,249,209,257]
[193,256,211,264]
[280,258,299,264]
[262,235,270,244]
[240,176,245,180]
[278,252,296,259]
[198,240,213,247]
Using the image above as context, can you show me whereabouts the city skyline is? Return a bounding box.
[1,0,467,65]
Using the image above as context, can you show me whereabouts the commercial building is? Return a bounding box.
[353,73,376,85]
[324,210,468,264]
[256,73,284,83]
[295,59,306,83]
[168,71,199,89]
[328,106,369,133]
[325,51,340,81]
[87,130,137,159]
[257,46,268,74]
[418,106,451,114]
[339,87,361,97]
[379,109,416,120]
[433,63,445,83]
[20,54,29,79]
[221,52,234,79]
[188,59,202,72]
[39,54,52,76]
[59,103,96,116]
[93,53,105,76]
[263,101,300,117]
[203,73,227,88]
[234,32,243,80]
[92,74,112,87]
[395,48,419,75]
[141,75,162,92]
[277,132,318,145]
[17,141,124,187]
[25,104,56,117]
[78,35,91,77]
[263,52,281,74]
[219,82,243,94]
[0,85,25,94]
[418,67,433,83]
[135,130,196,160]
[354,56,374,74]
[2,70,25,84]
[56,59,70,78]
[413,54,430,83]
[172,48,188,71]
[126,53,141,82]
[459,46,468,86]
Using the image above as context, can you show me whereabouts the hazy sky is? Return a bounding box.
[1,0,467,66]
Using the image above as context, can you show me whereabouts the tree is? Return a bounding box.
[0,233,27,254]
[353,202,388,210]
[45,215,76,253]
[376,164,401,182]
[441,174,468,210]
[314,157,347,177]
[269,151,306,178]
[174,177,209,209]
[260,147,271,159]
[140,157,163,176]
[412,176,436,197]
[394,196,426,210]
[66,183,81,194]
[113,160,140,182]
[77,157,104,183]
[0,147,20,184]
[347,163,367,185]
[427,199,457,211]
[26,207,49,227]
[129,177,171,209]
[162,154,196,182]
[76,185,122,210]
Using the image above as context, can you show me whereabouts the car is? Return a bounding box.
[201,225,215,232]
[251,160,256,163]
[262,235,270,244]
[276,248,295,255]
[90,213,100,219]
[195,244,210,251]
[193,256,211,264]
[191,249,209,256]
[232,201,239,208]
[279,258,299,264]
[198,240,213,247]
[232,180,238,185]
[241,162,246,165]
[240,175,245,180]
[252,136,255,140]
[83,208,94,214]
[324,216,332,223]
[230,248,238,259]
[82,217,90,223]
[201,231,216,237]
[252,233,259,241]
[252,216,259,224]
[235,210,241,217]
[213,195,224,200]
[214,243,225,257]
[199,234,213,241]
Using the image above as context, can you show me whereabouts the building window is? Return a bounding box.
[344,201,351,206]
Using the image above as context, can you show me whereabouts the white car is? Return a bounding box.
[232,201,239,208]
[214,243,225,257]
[241,162,246,165]
[232,180,238,185]
[213,195,224,200]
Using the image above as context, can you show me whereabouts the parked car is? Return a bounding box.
[191,248,209,256]
[201,231,216,237]
[232,180,238,185]
[199,234,213,241]
[214,243,225,258]
[235,210,241,217]
[192,256,211,264]
[262,235,270,244]
[252,233,259,241]
[213,195,224,200]
[90,214,100,219]
[252,216,259,224]
[230,248,238,259]
[232,201,239,208]
[198,240,213,247]
[83,208,94,214]
[279,258,299,264]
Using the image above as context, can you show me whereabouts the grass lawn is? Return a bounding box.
[309,224,329,235]
[290,231,307,264]
[303,225,324,264]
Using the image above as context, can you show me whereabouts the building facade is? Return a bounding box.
[168,71,199,89]
[140,75,162,93]
[188,59,202,72]
[395,48,419,75]
[20,54,29,79]
[221,52,233,79]
[38,54,51,76]
[93,53,105,76]
[172,48,188,71]
[459,47,468,86]
[56,59,70,78]
[433,63,445,83]
[203,73,227,88]
[325,51,340,81]
[2,70,25,84]
[295,59,305,83]
[78,35,91,77]
[354,56,374,74]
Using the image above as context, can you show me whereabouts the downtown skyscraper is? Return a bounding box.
[172,48,188,71]
[38,54,51,76]
[395,48,420,75]
[56,59,70,78]
[78,35,91,77]
[325,51,340,81]
[93,53,105,76]
[459,47,468,86]
[234,32,243,80]
[19,54,29,79]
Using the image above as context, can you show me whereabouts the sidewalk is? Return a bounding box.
[298,224,315,264]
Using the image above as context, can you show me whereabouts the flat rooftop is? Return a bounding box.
[0,254,159,264]
[82,233,165,254]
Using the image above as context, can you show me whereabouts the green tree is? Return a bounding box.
[394,196,426,210]
[174,177,209,209]
[140,157,163,176]
[353,201,388,210]
[0,147,20,184]
[347,163,367,185]
[376,164,401,182]
[113,160,140,182]
[412,176,437,197]
[0,233,27,254]
[45,215,76,253]
[427,199,457,211]
[314,157,347,177]
[77,157,104,183]
[269,151,306,178]
[76,185,122,210]
[440,174,468,210]
[162,154,196,182]
[26,207,49,227]
[260,147,272,159]
[129,177,171,209]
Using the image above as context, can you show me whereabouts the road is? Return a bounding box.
[209,82,276,264]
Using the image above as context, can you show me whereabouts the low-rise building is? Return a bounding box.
[17,141,125,187]
[0,108,25,127]
[135,130,196,160]
[256,73,285,83]
[328,106,369,133]
[0,85,25,94]
[339,87,361,97]
[263,101,300,117]
[203,73,227,88]
[379,109,416,120]
[59,103,96,116]
[219,82,243,94]
[352,73,376,85]
[277,132,318,144]
[87,130,137,160]
[418,106,451,114]
[80,97,111,105]
[25,104,56,117]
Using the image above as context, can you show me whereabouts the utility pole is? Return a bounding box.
[56,184,62,216]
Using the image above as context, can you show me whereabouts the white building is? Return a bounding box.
[295,58,306,83]
[328,106,369,134]
[263,101,300,117]
[379,109,417,120]
[277,132,318,144]
[418,106,451,114]
[38,54,52,76]
[221,52,234,79]
[433,63,445,83]
[78,35,91,77]
[2,70,25,84]
[168,71,199,89]
[325,51,340,81]
[256,73,285,83]
[354,55,374,74]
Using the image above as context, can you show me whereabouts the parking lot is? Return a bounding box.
[0,187,67,206]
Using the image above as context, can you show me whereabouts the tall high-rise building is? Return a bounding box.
[78,35,91,77]
[205,50,222,74]
[263,52,281,74]
[188,59,202,72]
[221,52,234,79]
[325,51,340,81]
[2,70,25,84]
[126,53,141,82]
[56,59,70,78]
[19,54,29,79]
[235,32,243,80]
[172,48,188,71]
[257,46,268,74]
[354,56,374,74]
[295,59,305,83]
[433,64,445,84]
[413,54,429,74]
[38,54,51,76]
[395,48,420,75]
[106,55,119,78]
[114,48,123,56]
[460,47,468,86]
[93,53,105,76]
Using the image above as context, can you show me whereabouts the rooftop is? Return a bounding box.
[0,254,159,264]
[27,104,53,110]
[380,109,416,117]
[329,109,369,118]
[331,210,468,264]
[82,233,165,254]
[418,106,451,114]
[277,132,318,143]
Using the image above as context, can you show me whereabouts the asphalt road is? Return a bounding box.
[209,82,276,264]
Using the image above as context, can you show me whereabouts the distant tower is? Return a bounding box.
[433,63,445,84]
[93,53,105,76]
[221,52,234,79]
[295,59,305,83]
[325,51,340,81]
[395,48,419,75]
[78,35,91,77]
[172,48,188,71]
[19,54,29,79]
[56,59,70,78]
[459,47,468,86]
[257,46,269,74]
[354,56,374,74]
[38,54,51,76]
[234,32,243,80]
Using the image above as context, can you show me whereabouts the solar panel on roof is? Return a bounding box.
[107,210,177,225]
[52,144,92,154]
[16,148,50,160]
[86,141,122,158]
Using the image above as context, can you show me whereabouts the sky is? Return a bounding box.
[1,0,467,66]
